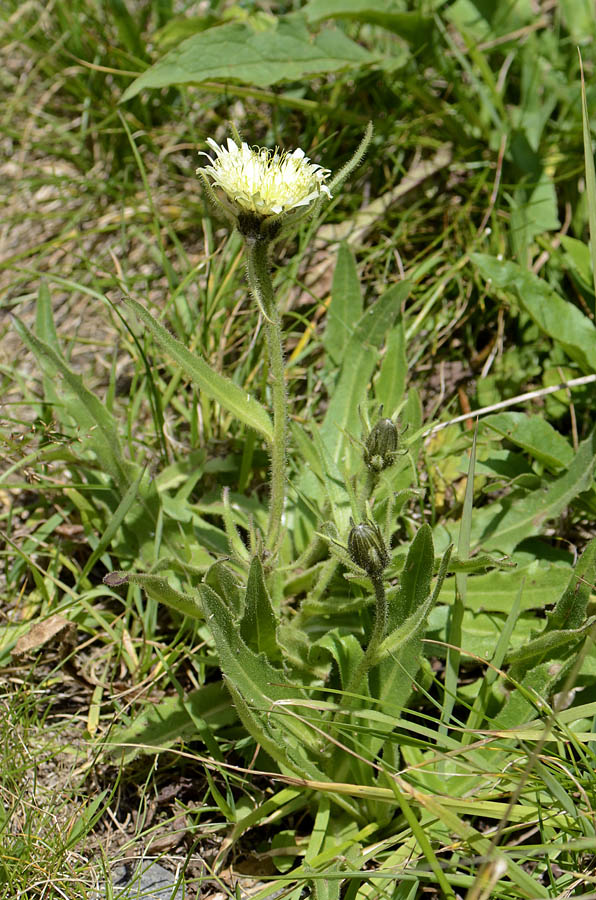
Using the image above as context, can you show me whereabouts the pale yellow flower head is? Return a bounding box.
[198,137,332,219]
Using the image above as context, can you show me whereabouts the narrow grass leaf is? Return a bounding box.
[442,429,476,734]
[13,317,132,491]
[124,296,273,443]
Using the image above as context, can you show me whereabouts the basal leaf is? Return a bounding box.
[546,537,596,632]
[472,253,596,373]
[481,412,574,471]
[106,681,235,763]
[240,557,280,660]
[104,571,204,620]
[476,429,596,553]
[121,15,374,100]
[303,0,433,46]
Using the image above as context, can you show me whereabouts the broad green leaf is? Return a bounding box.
[510,172,560,264]
[546,538,596,632]
[476,429,596,553]
[106,681,236,763]
[323,242,363,367]
[303,0,433,46]
[240,557,280,660]
[13,317,132,491]
[320,281,410,470]
[506,619,595,668]
[481,412,574,471]
[124,296,273,443]
[439,562,571,613]
[121,15,375,101]
[204,561,245,618]
[198,582,317,756]
[472,253,596,373]
[104,571,204,620]
[497,656,577,729]
[309,630,365,695]
[386,523,434,631]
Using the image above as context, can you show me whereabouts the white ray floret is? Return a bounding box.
[198,137,332,217]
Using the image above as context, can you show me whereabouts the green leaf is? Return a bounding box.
[386,523,434,631]
[546,538,596,632]
[240,557,280,660]
[309,631,365,695]
[104,571,204,620]
[124,296,273,443]
[472,253,596,373]
[320,281,410,470]
[374,314,407,414]
[481,412,574,471]
[106,681,236,763]
[13,317,132,491]
[476,428,596,553]
[198,582,324,777]
[303,0,433,46]
[372,527,439,726]
[121,15,375,101]
[323,243,363,367]
[439,562,571,613]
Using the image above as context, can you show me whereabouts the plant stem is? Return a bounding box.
[246,236,287,552]
[344,575,388,701]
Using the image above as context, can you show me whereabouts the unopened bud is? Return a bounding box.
[364,417,399,473]
[348,519,390,579]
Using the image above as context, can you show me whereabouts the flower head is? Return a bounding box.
[197,137,331,226]
[348,518,390,580]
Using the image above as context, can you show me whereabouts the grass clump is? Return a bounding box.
[2,3,596,899]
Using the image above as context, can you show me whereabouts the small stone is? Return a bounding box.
[94,862,184,899]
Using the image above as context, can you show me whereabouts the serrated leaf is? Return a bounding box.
[121,15,374,101]
[472,253,596,373]
[240,557,279,660]
[124,296,273,443]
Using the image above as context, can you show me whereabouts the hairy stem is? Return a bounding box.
[344,575,388,701]
[246,236,287,552]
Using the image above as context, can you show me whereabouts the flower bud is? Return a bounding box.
[348,519,390,579]
[364,417,399,473]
